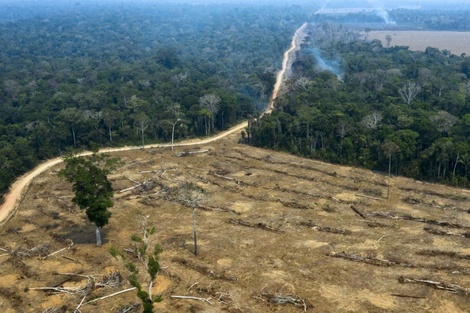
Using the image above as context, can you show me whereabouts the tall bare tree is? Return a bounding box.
[399,81,421,107]
[382,141,400,199]
[135,112,150,147]
[199,94,220,135]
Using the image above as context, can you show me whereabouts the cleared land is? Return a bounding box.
[0,132,469,313]
[364,31,470,55]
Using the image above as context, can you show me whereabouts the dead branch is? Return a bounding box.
[62,255,82,263]
[356,219,394,228]
[208,170,245,185]
[119,184,143,193]
[198,205,240,215]
[327,252,415,267]
[398,276,470,296]
[390,293,425,299]
[278,200,312,210]
[73,295,87,313]
[298,221,352,235]
[368,211,470,229]
[423,227,469,238]
[171,295,213,305]
[41,240,74,259]
[260,293,313,311]
[355,194,383,201]
[350,205,367,219]
[416,249,470,260]
[82,287,137,305]
[175,149,209,157]
[226,218,283,233]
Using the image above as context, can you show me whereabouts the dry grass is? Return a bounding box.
[363,31,470,55]
[1,132,470,312]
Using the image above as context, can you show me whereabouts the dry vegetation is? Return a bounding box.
[364,31,470,55]
[1,132,470,313]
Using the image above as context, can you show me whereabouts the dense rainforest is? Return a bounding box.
[247,22,470,187]
[0,2,310,202]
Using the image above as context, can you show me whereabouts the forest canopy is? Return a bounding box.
[247,23,470,187]
[0,2,309,202]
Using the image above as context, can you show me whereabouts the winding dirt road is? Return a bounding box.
[0,23,307,226]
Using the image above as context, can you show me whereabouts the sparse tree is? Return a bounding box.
[382,141,400,199]
[385,34,392,47]
[175,182,206,255]
[135,112,150,147]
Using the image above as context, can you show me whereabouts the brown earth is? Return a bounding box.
[1,131,469,313]
[363,31,470,55]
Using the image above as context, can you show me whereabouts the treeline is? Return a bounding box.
[313,9,470,31]
[0,3,309,202]
[247,23,470,187]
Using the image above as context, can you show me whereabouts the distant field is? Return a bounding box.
[364,31,470,55]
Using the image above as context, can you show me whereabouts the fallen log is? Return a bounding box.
[368,212,470,229]
[327,252,415,268]
[390,293,425,299]
[398,276,470,296]
[423,227,469,238]
[350,205,367,219]
[198,205,240,215]
[260,293,313,311]
[299,221,352,235]
[175,149,209,157]
[226,218,283,233]
[416,249,470,260]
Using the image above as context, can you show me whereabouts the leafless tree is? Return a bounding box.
[385,34,392,47]
[135,112,150,147]
[294,76,312,90]
[430,111,459,133]
[171,72,189,89]
[176,183,206,255]
[362,111,383,129]
[382,141,400,199]
[398,81,421,107]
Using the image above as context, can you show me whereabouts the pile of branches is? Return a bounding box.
[423,227,470,238]
[172,257,237,282]
[416,249,470,260]
[399,276,470,296]
[258,293,313,311]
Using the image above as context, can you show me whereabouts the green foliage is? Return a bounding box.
[58,155,114,228]
[249,23,470,187]
[0,2,307,203]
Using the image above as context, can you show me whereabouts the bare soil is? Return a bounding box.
[363,31,470,55]
[1,132,469,313]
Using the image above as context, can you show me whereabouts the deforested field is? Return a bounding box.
[364,31,470,55]
[1,133,470,313]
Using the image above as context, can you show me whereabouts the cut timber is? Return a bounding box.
[260,293,313,311]
[298,220,352,235]
[171,295,213,305]
[416,249,470,260]
[368,211,470,229]
[355,194,383,201]
[399,276,470,296]
[423,227,470,238]
[226,218,283,233]
[198,205,240,215]
[175,149,209,157]
[390,293,425,299]
[350,205,367,219]
[327,252,415,267]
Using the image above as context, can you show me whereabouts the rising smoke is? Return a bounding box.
[368,0,395,24]
[309,48,344,80]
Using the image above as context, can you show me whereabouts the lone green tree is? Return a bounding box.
[59,154,115,246]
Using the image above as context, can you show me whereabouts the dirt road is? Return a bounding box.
[0,23,307,226]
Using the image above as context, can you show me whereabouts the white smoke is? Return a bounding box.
[309,48,343,80]
[368,0,396,24]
